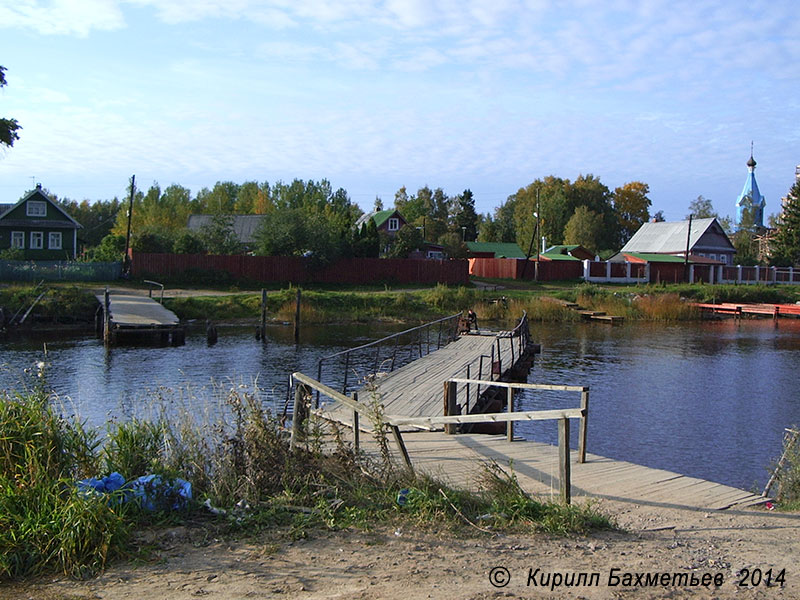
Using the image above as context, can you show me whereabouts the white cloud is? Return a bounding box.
[0,0,125,36]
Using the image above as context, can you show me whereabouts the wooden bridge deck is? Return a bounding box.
[364,431,767,511]
[318,331,517,428]
[96,293,180,328]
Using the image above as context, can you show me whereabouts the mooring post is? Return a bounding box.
[103,288,111,346]
[444,380,458,434]
[352,392,360,452]
[579,388,589,463]
[293,288,301,343]
[260,288,267,342]
[506,386,514,442]
[290,383,308,450]
[559,417,571,505]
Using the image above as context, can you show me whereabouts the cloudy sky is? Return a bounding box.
[1,0,798,221]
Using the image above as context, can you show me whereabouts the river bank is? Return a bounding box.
[2,281,799,331]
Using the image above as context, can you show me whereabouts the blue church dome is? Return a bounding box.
[736,150,765,230]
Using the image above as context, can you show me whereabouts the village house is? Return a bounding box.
[0,185,82,260]
[186,214,264,251]
[353,209,407,238]
[615,217,736,265]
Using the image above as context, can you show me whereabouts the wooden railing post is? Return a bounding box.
[444,380,458,434]
[290,383,309,450]
[352,392,360,452]
[390,425,414,473]
[559,417,571,505]
[579,388,589,463]
[506,386,514,442]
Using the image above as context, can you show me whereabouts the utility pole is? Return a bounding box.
[521,188,540,280]
[534,189,540,281]
[123,175,135,276]
[684,214,693,282]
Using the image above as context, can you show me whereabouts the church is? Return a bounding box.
[735,149,766,230]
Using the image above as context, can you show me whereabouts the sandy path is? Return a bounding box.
[5,497,798,600]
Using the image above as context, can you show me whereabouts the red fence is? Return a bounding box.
[468,258,583,281]
[132,253,469,285]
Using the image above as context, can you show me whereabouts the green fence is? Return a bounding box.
[0,260,123,282]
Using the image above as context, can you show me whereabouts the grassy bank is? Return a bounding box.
[0,382,613,582]
[2,281,798,328]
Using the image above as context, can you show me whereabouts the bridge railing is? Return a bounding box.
[290,370,588,504]
[314,312,462,405]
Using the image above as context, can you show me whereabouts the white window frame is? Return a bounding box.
[30,231,43,250]
[26,200,47,217]
[49,231,62,250]
[388,217,400,231]
[11,231,24,249]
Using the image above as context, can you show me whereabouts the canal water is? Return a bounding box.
[1,318,799,492]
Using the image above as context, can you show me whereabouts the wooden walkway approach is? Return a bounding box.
[382,431,767,511]
[96,291,185,345]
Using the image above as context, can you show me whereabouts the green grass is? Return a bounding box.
[4,280,799,327]
[0,379,615,581]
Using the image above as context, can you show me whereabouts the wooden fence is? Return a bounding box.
[468,258,583,281]
[132,253,469,285]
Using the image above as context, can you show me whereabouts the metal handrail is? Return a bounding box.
[315,312,462,402]
[143,279,165,304]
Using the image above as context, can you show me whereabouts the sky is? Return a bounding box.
[1,0,799,223]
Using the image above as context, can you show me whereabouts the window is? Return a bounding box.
[11,231,24,249]
[388,217,400,231]
[49,231,62,250]
[30,231,43,249]
[26,201,47,217]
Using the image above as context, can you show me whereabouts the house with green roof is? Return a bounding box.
[465,241,526,259]
[0,185,82,260]
[540,245,595,261]
[354,209,407,238]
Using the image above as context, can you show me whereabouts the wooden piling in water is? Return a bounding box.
[294,288,301,343]
[260,288,268,342]
[103,289,111,346]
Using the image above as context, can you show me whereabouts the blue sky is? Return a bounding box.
[1,0,798,222]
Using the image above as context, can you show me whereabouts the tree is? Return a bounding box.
[565,174,617,251]
[387,224,424,258]
[687,195,718,219]
[200,214,241,255]
[173,229,206,254]
[81,233,126,262]
[651,210,666,222]
[454,189,478,242]
[770,180,800,266]
[352,220,380,258]
[0,66,21,148]
[613,181,651,245]
[60,197,122,247]
[510,177,569,251]
[563,206,604,254]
